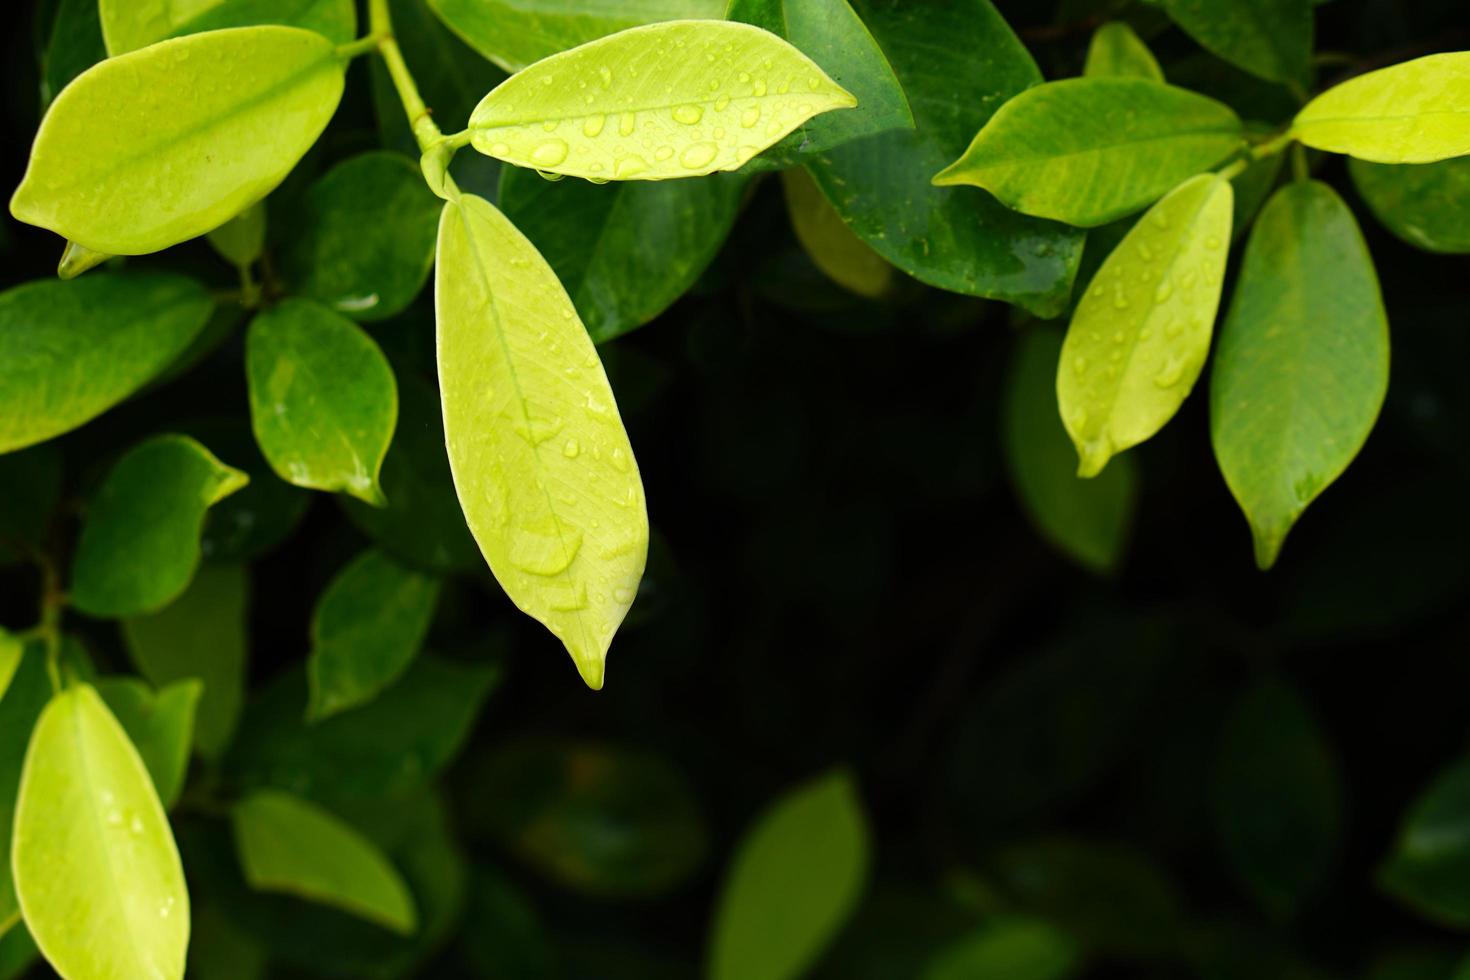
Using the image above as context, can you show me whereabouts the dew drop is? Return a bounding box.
[1154,279,1173,302]
[1136,241,1154,260]
[599,65,613,87]
[673,104,704,125]
[740,107,760,128]
[679,142,718,170]
[738,71,751,83]
[583,114,605,137]
[1072,355,1087,375]
[613,585,636,604]
[654,145,674,161]
[490,141,510,156]
[530,139,569,167]
[610,447,631,472]
[563,439,581,458]
[619,112,636,136]
[541,119,558,133]
[1205,236,1222,250]
[1154,355,1186,388]
[1112,288,1128,310]
[714,95,730,112]
[752,79,768,97]
[615,154,649,178]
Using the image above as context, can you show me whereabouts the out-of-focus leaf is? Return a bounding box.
[1380,759,1470,927]
[100,0,356,54]
[1157,0,1312,86]
[781,167,894,299]
[96,676,202,809]
[194,418,311,563]
[207,201,267,269]
[922,918,1080,980]
[460,867,556,980]
[1350,156,1470,254]
[0,445,62,566]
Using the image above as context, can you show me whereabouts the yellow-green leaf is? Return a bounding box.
[10,26,346,255]
[1084,22,1164,81]
[100,0,357,55]
[231,789,416,933]
[435,193,648,689]
[1210,181,1388,569]
[207,201,267,269]
[246,299,398,506]
[1059,173,1234,477]
[466,20,855,181]
[1292,52,1470,164]
[56,241,111,279]
[0,632,23,705]
[780,167,893,299]
[13,684,189,980]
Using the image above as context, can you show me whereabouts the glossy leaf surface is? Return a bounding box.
[1292,53,1470,163]
[97,678,202,809]
[1059,173,1234,477]
[13,685,188,980]
[436,193,648,689]
[709,770,870,980]
[781,167,893,298]
[233,789,416,933]
[935,78,1243,228]
[246,299,398,506]
[0,273,213,454]
[1084,22,1164,81]
[1157,0,1313,86]
[307,550,440,721]
[70,435,249,617]
[122,563,249,761]
[10,26,345,255]
[1350,156,1470,254]
[467,20,855,181]
[1210,181,1387,568]
[1381,760,1470,927]
[100,0,356,54]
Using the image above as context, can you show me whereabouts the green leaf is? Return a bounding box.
[70,434,249,618]
[232,789,416,933]
[934,78,1243,227]
[436,193,648,689]
[194,419,312,563]
[307,550,440,722]
[804,0,1084,318]
[461,869,555,980]
[466,21,855,181]
[1214,678,1342,918]
[100,0,356,55]
[0,647,54,933]
[0,446,62,565]
[727,0,914,161]
[0,635,20,706]
[10,26,346,255]
[471,740,706,897]
[709,770,870,980]
[96,677,203,810]
[428,0,723,72]
[13,684,189,980]
[246,299,398,506]
[123,563,250,761]
[278,152,442,321]
[208,201,267,269]
[780,167,894,299]
[1059,172,1234,477]
[1004,327,1137,573]
[39,0,106,108]
[923,918,1080,980]
[1380,759,1470,927]
[56,240,112,279]
[1350,155,1470,254]
[498,164,747,342]
[1157,0,1312,87]
[1292,53,1470,163]
[1210,180,1388,568]
[1084,21,1164,81]
[0,272,213,454]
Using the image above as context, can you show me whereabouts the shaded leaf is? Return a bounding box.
[1157,0,1313,86]
[781,167,894,299]
[1380,759,1470,927]
[207,201,267,269]
[96,677,202,809]
[0,446,62,565]
[923,918,1080,980]
[100,0,356,54]
[1350,155,1470,254]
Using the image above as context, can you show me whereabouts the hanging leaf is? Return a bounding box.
[1084,22,1164,81]
[306,550,440,721]
[0,273,213,454]
[781,167,894,299]
[70,435,249,618]
[232,789,416,933]
[1059,173,1234,477]
[96,678,202,810]
[466,20,855,181]
[1350,156,1470,254]
[1156,0,1313,87]
[123,563,250,761]
[10,26,346,255]
[207,201,267,269]
[1292,53,1470,163]
[934,78,1243,227]
[709,770,870,980]
[99,0,357,54]
[427,0,723,73]
[435,192,648,689]
[1380,759,1470,927]
[13,685,189,980]
[923,918,1080,980]
[246,299,398,506]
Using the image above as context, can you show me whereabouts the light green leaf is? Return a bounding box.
[780,166,893,299]
[1380,759,1470,927]
[70,435,249,618]
[232,789,416,933]
[934,78,1243,227]
[1059,173,1234,477]
[246,299,398,506]
[499,163,748,342]
[0,634,22,706]
[1210,180,1387,568]
[1084,21,1164,81]
[96,678,202,809]
[727,0,914,161]
[100,0,356,55]
[923,918,1080,980]
[1350,155,1470,253]
[57,240,111,279]
[709,770,870,980]
[428,0,723,72]
[467,20,855,181]
[208,201,267,269]
[13,684,189,980]
[1157,0,1313,87]
[122,564,250,761]
[435,193,648,690]
[10,26,346,255]
[0,646,54,933]
[307,550,440,722]
[1004,327,1137,573]
[278,152,442,321]
[0,272,213,454]
[1292,52,1470,163]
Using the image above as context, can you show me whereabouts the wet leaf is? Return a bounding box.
[1292,53,1470,163]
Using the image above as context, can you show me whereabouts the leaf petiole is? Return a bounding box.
[334,33,387,61]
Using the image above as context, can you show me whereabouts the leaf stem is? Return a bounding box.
[33,556,66,694]
[335,33,388,60]
[367,0,442,155]
[1291,143,1310,182]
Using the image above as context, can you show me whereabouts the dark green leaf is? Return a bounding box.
[1350,156,1470,254]
[1157,0,1313,87]
[0,446,62,566]
[39,0,105,108]
[1380,759,1470,928]
[923,918,1080,980]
